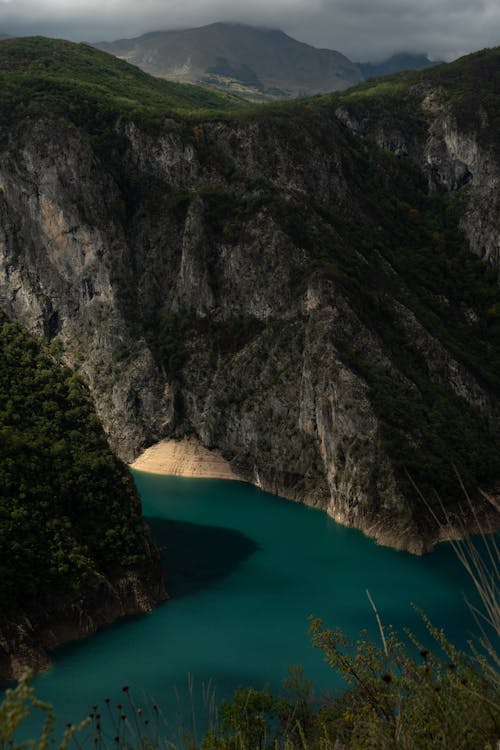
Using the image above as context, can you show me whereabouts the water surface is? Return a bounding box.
[27,473,478,735]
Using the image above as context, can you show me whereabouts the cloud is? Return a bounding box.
[0,0,498,61]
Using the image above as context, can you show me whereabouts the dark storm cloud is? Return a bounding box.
[0,0,498,61]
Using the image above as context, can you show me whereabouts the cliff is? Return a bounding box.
[0,39,499,555]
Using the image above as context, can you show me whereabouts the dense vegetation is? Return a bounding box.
[144,311,266,380]
[335,46,500,154]
[0,37,246,140]
[202,618,499,749]
[0,317,153,613]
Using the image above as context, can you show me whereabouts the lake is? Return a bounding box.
[26,472,478,740]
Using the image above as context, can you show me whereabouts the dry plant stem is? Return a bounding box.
[366,589,389,659]
[408,473,499,685]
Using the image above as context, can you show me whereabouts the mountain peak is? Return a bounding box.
[95,22,363,101]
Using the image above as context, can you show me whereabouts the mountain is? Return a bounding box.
[0,38,499,570]
[358,52,440,78]
[95,22,363,100]
[0,314,166,679]
[334,47,500,265]
[0,35,245,120]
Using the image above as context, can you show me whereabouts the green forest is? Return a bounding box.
[0,316,152,614]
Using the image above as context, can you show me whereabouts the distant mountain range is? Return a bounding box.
[95,22,364,100]
[2,24,443,100]
[358,52,440,78]
[95,24,446,100]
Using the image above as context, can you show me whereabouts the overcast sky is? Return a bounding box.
[0,0,498,61]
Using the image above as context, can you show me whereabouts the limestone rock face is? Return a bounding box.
[0,119,172,460]
[0,103,498,553]
[423,114,500,270]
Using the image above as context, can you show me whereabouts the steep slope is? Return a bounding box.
[0,39,498,555]
[0,315,166,679]
[95,23,363,100]
[334,47,500,270]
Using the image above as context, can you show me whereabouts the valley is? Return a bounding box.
[0,35,499,728]
[0,39,498,555]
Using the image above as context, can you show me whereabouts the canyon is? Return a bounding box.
[0,40,499,563]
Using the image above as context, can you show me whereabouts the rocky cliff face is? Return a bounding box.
[0,119,174,460]
[424,112,500,271]
[0,81,499,552]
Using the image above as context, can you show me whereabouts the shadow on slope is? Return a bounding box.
[147,517,259,598]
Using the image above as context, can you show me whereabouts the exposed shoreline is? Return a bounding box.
[130,439,500,556]
[130,438,241,481]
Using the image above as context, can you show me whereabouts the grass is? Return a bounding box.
[338,80,408,101]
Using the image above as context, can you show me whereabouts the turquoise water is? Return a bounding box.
[24,473,478,737]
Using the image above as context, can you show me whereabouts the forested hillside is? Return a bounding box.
[0,316,165,677]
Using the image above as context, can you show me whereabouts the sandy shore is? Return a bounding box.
[130,438,240,481]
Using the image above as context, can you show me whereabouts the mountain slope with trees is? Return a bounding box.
[0,39,498,562]
[0,315,166,678]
